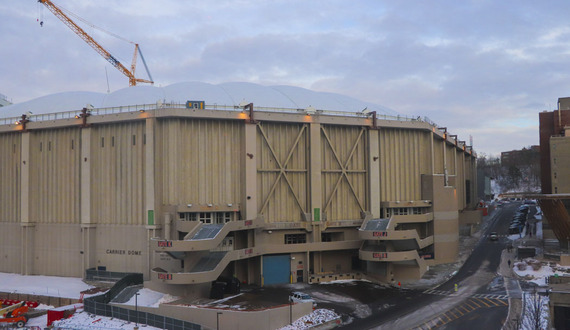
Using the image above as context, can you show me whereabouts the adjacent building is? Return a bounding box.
[539,98,570,194]
[0,82,478,298]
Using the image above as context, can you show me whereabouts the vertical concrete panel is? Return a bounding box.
[243,123,257,220]
[30,128,81,224]
[158,119,242,209]
[0,223,21,272]
[0,133,20,223]
[379,129,427,202]
[33,224,82,277]
[91,123,145,225]
[433,139,444,174]
[369,129,380,217]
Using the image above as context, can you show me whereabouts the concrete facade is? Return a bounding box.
[0,101,478,298]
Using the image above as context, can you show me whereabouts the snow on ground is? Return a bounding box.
[318,279,370,285]
[118,288,179,308]
[52,309,162,330]
[0,272,179,329]
[513,259,570,287]
[0,272,92,299]
[278,309,340,330]
[310,287,371,319]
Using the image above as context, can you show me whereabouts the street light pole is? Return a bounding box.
[290,299,292,324]
[134,292,140,329]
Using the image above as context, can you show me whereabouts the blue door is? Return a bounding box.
[263,254,290,285]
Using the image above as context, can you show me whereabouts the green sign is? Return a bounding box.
[147,210,154,225]
[314,208,320,222]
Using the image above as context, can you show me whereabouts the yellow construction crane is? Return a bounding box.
[38,0,154,87]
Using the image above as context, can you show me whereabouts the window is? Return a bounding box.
[321,233,332,242]
[285,234,306,244]
[199,212,211,224]
[179,212,234,223]
[215,212,231,224]
[386,207,426,218]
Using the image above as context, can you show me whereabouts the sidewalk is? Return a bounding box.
[499,249,522,330]
[501,208,543,329]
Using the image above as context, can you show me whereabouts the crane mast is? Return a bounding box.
[38,0,153,87]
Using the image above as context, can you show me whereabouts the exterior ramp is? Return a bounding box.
[359,218,434,250]
[190,252,228,272]
[153,218,264,252]
[191,224,224,240]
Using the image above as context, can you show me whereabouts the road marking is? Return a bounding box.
[421,290,510,300]
[468,299,482,308]
[461,304,474,312]
[412,297,509,329]
[473,297,492,307]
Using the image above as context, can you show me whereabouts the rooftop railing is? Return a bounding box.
[0,102,433,126]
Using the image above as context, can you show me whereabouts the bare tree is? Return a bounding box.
[521,289,548,329]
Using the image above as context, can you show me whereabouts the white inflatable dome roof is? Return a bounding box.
[0,81,398,119]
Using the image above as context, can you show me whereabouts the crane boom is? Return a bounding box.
[38,0,153,86]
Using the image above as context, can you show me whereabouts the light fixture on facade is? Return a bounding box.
[227,203,232,207]
[207,203,213,207]
[187,204,192,208]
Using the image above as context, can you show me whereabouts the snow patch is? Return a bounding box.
[119,288,179,308]
[0,272,92,299]
[279,309,340,330]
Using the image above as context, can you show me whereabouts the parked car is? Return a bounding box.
[519,205,530,212]
[289,292,317,307]
[509,225,522,234]
[489,232,498,241]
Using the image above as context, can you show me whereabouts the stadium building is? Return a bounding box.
[0,82,479,298]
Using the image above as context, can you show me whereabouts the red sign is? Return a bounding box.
[158,241,172,248]
[373,231,388,237]
[245,220,253,226]
[158,273,173,280]
[373,252,388,259]
[245,248,253,255]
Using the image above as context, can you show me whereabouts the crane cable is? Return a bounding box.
[45,2,135,45]
[37,1,44,26]
[41,1,135,68]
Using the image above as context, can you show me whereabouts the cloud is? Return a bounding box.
[2,0,570,155]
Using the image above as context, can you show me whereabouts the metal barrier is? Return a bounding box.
[83,273,201,330]
[83,299,201,330]
[85,268,138,283]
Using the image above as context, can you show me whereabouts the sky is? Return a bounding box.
[1,1,569,156]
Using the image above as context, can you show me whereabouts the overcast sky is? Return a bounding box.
[1,1,569,156]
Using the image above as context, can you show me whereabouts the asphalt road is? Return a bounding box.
[340,202,528,329]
